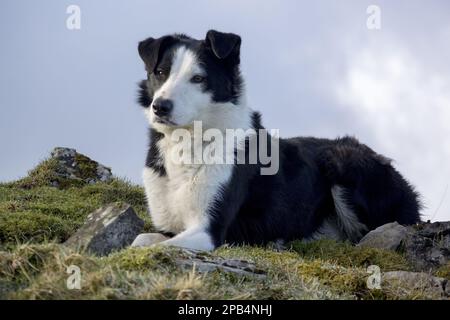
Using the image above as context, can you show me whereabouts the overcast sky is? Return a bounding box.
[1,0,449,221]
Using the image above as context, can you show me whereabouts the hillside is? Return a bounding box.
[0,148,449,300]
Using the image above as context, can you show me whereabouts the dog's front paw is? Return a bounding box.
[159,235,215,252]
[131,233,170,247]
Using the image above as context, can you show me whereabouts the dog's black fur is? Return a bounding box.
[137,31,421,247]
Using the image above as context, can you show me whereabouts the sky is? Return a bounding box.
[1,0,449,221]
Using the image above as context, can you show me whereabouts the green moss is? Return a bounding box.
[0,180,151,245]
[0,211,72,243]
[106,247,176,271]
[294,259,369,298]
[290,239,411,271]
[73,153,99,181]
[435,263,450,280]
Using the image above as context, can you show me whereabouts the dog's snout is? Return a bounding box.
[153,98,173,117]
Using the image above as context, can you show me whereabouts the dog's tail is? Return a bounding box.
[319,136,422,242]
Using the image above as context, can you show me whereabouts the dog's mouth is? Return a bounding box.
[154,117,177,126]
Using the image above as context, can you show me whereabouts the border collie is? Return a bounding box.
[132,30,421,251]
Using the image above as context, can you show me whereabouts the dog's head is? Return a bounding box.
[137,30,243,131]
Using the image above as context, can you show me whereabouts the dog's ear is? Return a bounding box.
[138,36,174,72]
[205,30,241,61]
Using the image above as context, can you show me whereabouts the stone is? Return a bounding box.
[358,222,409,250]
[357,221,450,272]
[131,233,170,247]
[50,147,112,186]
[403,221,450,271]
[65,203,144,256]
[175,249,266,278]
[383,271,448,299]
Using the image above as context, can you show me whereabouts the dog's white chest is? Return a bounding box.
[143,138,233,234]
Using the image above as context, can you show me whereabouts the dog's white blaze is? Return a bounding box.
[148,46,211,129]
[331,185,368,241]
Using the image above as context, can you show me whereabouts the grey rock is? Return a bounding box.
[357,221,450,272]
[358,222,409,251]
[50,147,112,186]
[175,249,266,279]
[383,271,448,299]
[65,203,144,256]
[403,221,450,271]
[131,233,170,247]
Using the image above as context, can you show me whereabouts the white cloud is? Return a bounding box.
[336,41,450,221]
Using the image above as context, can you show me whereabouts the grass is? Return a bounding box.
[1,242,442,300]
[0,156,447,299]
[290,239,411,271]
[0,160,151,244]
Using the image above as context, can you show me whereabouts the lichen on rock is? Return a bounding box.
[12,147,112,189]
[50,147,113,187]
[64,203,144,256]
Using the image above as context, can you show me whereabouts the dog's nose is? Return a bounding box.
[153,98,173,117]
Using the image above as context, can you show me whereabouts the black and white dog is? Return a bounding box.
[132,30,421,251]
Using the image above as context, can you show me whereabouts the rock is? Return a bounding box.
[50,147,112,186]
[175,249,266,279]
[131,233,170,247]
[383,271,448,299]
[65,203,144,256]
[357,221,450,272]
[358,222,409,250]
[403,221,450,271]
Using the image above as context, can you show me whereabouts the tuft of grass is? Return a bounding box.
[105,246,177,272]
[8,158,76,189]
[215,244,437,300]
[289,239,411,271]
[0,178,150,245]
[435,263,450,280]
[8,153,107,190]
[0,211,72,243]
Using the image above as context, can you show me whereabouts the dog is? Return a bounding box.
[132,30,421,251]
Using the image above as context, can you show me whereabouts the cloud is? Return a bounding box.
[335,39,450,221]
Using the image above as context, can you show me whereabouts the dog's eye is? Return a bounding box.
[155,69,167,80]
[191,75,205,83]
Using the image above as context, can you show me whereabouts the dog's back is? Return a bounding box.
[215,135,421,245]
